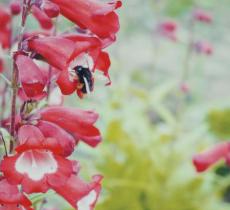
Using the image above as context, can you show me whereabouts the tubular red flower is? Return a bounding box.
[193,142,230,172]
[39,106,101,147]
[37,121,75,156]
[31,5,53,30]
[28,36,101,70]
[1,150,74,194]
[15,54,47,99]
[0,178,33,210]
[28,35,111,96]
[41,0,60,18]
[16,124,75,157]
[49,0,121,39]
[28,36,76,70]
[53,175,102,210]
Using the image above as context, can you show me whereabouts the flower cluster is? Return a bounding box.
[0,0,121,209]
[156,9,213,55]
[153,8,213,94]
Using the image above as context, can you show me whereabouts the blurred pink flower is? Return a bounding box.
[193,9,213,24]
[180,83,190,93]
[157,20,178,41]
[194,41,213,55]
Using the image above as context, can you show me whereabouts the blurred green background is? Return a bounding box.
[74,1,230,210]
[2,0,230,209]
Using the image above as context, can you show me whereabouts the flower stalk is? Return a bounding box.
[10,0,31,151]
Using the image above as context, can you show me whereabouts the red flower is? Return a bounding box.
[193,9,213,23]
[0,178,33,210]
[16,125,75,156]
[0,58,4,72]
[0,125,75,194]
[15,54,47,100]
[0,6,11,28]
[10,0,21,16]
[41,0,60,18]
[49,0,122,39]
[0,6,11,49]
[1,150,74,193]
[28,35,111,97]
[31,5,53,30]
[28,36,76,70]
[38,106,101,147]
[193,142,230,172]
[0,27,11,49]
[53,175,102,210]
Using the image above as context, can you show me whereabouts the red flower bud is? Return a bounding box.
[31,5,53,30]
[10,0,21,15]
[41,1,60,18]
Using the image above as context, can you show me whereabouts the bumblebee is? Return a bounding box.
[74,65,93,94]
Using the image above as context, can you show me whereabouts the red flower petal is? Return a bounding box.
[56,69,77,95]
[53,175,102,210]
[0,179,32,209]
[37,120,75,156]
[0,7,11,28]
[18,88,47,101]
[16,124,74,156]
[28,36,75,70]
[40,106,99,124]
[16,125,44,152]
[62,33,102,49]
[95,51,111,76]
[41,1,60,18]
[0,204,33,210]
[0,27,11,49]
[39,106,101,147]
[0,58,4,72]
[193,142,230,172]
[50,0,121,38]
[15,55,46,98]
[1,150,73,194]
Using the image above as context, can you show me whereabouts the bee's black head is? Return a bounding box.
[74,65,93,94]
